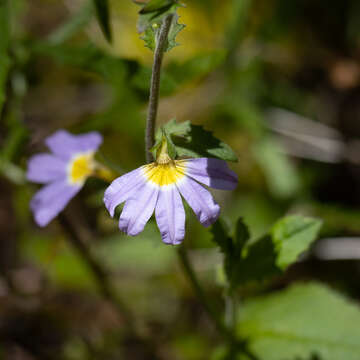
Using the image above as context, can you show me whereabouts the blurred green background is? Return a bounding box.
[1,0,360,359]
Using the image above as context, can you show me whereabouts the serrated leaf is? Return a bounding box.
[211,219,232,255]
[166,14,185,52]
[140,24,158,51]
[211,218,250,288]
[93,0,112,42]
[227,215,321,288]
[162,118,191,137]
[154,120,237,162]
[0,0,11,115]
[174,124,238,162]
[238,283,360,360]
[232,234,281,287]
[140,12,184,52]
[271,215,322,270]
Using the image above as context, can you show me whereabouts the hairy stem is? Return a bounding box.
[145,13,174,163]
[177,245,233,341]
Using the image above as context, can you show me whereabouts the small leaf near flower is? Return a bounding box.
[136,0,182,33]
[166,14,185,52]
[154,119,238,162]
[140,13,185,52]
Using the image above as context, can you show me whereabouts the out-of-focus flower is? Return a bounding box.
[27,130,103,227]
[104,151,238,245]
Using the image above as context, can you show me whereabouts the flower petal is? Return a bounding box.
[104,167,146,217]
[45,130,102,159]
[119,182,159,236]
[155,185,185,245]
[183,158,238,190]
[177,176,220,227]
[27,154,67,184]
[30,180,81,227]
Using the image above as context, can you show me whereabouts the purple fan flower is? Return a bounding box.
[104,156,238,245]
[27,130,102,227]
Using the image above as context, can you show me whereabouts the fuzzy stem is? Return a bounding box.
[145,13,174,163]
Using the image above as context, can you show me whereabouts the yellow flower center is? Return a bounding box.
[143,160,186,186]
[68,152,95,185]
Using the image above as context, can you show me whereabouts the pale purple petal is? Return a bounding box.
[177,176,220,227]
[30,180,81,227]
[104,167,146,217]
[155,185,185,245]
[119,182,159,236]
[45,130,102,159]
[26,154,67,184]
[183,158,238,190]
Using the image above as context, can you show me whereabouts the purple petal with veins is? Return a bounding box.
[155,185,185,245]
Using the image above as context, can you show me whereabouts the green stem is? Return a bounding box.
[177,245,234,341]
[145,13,174,163]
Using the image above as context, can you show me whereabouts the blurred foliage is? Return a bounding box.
[1,0,360,359]
[238,283,360,360]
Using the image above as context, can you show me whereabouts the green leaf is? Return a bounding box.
[93,0,112,42]
[139,0,177,14]
[271,215,323,270]
[166,14,185,52]
[211,218,250,288]
[0,0,11,115]
[232,234,280,287]
[224,215,322,288]
[137,1,180,33]
[174,124,238,162]
[163,128,177,159]
[140,24,158,51]
[162,118,191,137]
[154,119,237,162]
[211,219,233,255]
[238,283,360,360]
[140,12,185,52]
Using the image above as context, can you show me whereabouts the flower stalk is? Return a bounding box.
[145,13,174,163]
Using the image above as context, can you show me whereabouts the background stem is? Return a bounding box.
[177,245,233,341]
[58,213,134,328]
[145,13,174,163]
